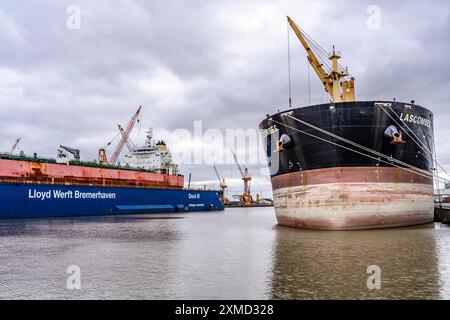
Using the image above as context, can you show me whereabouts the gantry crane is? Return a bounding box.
[10,138,21,154]
[213,165,229,205]
[287,16,355,103]
[99,106,142,165]
[231,150,254,206]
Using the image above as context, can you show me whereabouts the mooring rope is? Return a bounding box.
[284,114,421,173]
[377,103,432,155]
[377,103,450,180]
[269,117,449,184]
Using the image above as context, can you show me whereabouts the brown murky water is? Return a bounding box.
[0,208,449,299]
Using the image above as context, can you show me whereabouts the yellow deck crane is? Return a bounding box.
[287,16,355,103]
[231,150,254,206]
[213,165,229,205]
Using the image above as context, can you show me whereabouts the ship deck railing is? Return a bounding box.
[0,152,57,164]
[0,152,182,176]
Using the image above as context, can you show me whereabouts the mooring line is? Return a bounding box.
[269,118,448,184]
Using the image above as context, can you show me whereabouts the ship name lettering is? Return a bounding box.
[400,113,431,128]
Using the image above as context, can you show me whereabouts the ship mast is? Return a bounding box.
[287,16,355,103]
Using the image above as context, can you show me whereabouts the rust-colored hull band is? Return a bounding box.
[271,167,434,230]
[271,166,432,189]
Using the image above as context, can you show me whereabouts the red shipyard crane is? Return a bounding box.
[98,106,142,165]
[118,124,135,152]
[231,150,254,206]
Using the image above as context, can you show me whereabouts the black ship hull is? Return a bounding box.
[259,101,434,230]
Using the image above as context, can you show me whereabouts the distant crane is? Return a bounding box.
[59,145,80,160]
[56,145,80,165]
[214,165,229,205]
[99,106,142,165]
[10,138,21,154]
[231,150,254,206]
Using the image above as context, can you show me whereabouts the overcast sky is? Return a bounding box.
[1,0,449,197]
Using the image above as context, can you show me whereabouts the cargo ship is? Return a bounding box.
[259,17,434,230]
[0,113,223,219]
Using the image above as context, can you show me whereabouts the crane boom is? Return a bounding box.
[231,150,245,178]
[109,106,142,165]
[118,124,134,152]
[213,165,222,182]
[287,16,331,93]
[10,138,21,154]
[287,16,355,103]
[60,145,80,160]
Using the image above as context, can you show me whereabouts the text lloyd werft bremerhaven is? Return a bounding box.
[28,189,116,200]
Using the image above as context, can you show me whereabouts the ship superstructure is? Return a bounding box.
[124,129,178,175]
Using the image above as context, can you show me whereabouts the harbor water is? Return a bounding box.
[1,207,450,300]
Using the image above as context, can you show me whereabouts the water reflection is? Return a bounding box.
[0,210,276,299]
[270,223,446,299]
[1,209,450,299]
[437,224,450,299]
[0,215,185,240]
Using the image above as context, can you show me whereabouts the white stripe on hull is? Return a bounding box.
[273,183,434,230]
